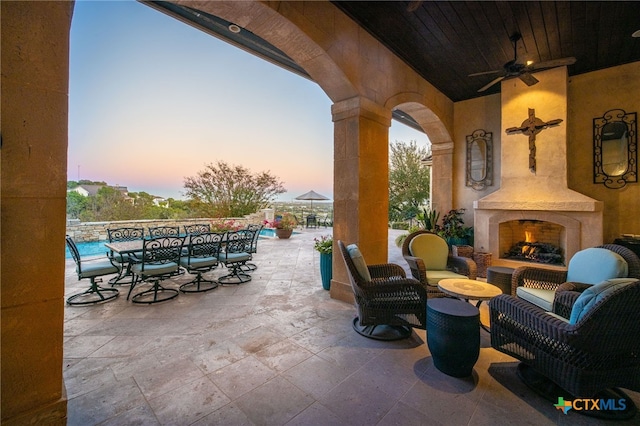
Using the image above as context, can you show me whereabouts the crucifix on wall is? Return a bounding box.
[505,108,563,173]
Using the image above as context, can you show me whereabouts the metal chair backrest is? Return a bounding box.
[184,223,211,236]
[245,224,263,253]
[147,226,180,238]
[139,236,185,271]
[107,227,144,242]
[65,235,83,274]
[224,230,252,254]
[184,232,224,262]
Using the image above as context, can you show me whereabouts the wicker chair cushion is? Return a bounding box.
[566,248,628,284]
[409,233,449,270]
[516,287,555,311]
[346,244,372,282]
[424,270,469,286]
[569,278,638,324]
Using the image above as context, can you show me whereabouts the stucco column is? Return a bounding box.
[1,1,72,424]
[430,141,454,214]
[330,97,392,302]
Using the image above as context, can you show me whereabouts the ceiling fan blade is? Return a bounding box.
[478,76,505,92]
[469,69,503,77]
[518,72,539,86]
[529,57,577,70]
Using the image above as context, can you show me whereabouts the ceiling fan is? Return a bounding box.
[469,33,576,92]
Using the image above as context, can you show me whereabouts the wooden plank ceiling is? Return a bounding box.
[333,1,640,102]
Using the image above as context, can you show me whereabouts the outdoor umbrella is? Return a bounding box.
[295,190,329,215]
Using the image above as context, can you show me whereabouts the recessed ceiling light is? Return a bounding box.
[228,24,241,34]
[632,29,640,38]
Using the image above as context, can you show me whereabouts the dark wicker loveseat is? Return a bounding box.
[490,277,640,417]
[338,240,428,340]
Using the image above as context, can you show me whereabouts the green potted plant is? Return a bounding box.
[313,235,333,290]
[439,208,471,247]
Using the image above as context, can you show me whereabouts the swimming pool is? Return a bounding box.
[66,241,109,259]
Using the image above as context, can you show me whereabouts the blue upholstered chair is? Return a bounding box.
[490,278,640,419]
[514,246,633,311]
[66,235,119,305]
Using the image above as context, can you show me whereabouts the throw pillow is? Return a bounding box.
[569,278,638,324]
[346,244,372,282]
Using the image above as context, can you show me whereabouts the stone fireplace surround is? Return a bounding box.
[473,67,603,270]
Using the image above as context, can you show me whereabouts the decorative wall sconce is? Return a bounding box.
[466,129,493,190]
[593,109,637,189]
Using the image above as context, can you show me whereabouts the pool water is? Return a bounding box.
[66,241,109,259]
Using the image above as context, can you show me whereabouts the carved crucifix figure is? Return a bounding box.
[505,108,563,172]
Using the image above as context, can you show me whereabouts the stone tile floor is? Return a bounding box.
[64,227,639,425]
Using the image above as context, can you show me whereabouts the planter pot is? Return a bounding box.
[275,228,293,239]
[319,252,332,290]
[446,236,468,248]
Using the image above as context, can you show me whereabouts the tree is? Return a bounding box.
[183,161,286,217]
[66,190,87,218]
[388,140,431,223]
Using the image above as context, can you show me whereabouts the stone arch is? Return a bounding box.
[172,0,357,103]
[385,93,454,213]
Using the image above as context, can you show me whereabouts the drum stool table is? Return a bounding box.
[426,298,480,377]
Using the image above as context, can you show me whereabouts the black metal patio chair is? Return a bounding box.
[179,232,224,293]
[66,235,119,305]
[218,230,253,284]
[127,236,185,304]
[106,227,144,285]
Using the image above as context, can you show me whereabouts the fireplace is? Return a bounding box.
[500,220,564,265]
[472,67,603,269]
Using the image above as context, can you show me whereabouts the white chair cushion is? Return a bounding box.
[516,287,555,311]
[347,244,372,282]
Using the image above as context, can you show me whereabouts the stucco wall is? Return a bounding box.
[453,94,501,227]
[452,62,639,243]
[568,61,640,242]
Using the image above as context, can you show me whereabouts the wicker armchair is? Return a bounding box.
[338,240,428,340]
[489,278,640,418]
[513,244,640,312]
[401,230,477,298]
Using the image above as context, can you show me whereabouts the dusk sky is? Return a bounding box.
[68,0,430,201]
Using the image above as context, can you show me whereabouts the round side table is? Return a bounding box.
[486,266,515,296]
[427,298,480,377]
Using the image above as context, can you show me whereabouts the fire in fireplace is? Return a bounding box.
[500,220,564,265]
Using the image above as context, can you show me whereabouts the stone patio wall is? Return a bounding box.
[66,211,266,242]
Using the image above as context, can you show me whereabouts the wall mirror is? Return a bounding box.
[466,129,493,190]
[593,109,637,189]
